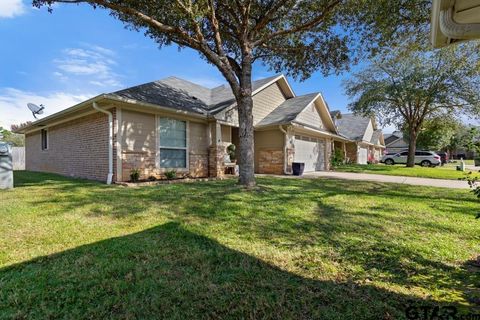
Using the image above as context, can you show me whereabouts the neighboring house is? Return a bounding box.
[17,74,351,183]
[384,131,408,154]
[431,0,480,48]
[332,113,386,164]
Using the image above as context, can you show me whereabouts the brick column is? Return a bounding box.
[208,145,225,178]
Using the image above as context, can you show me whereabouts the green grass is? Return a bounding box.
[335,163,480,180]
[0,171,479,319]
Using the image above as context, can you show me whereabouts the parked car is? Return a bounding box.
[381,150,441,167]
[436,152,449,165]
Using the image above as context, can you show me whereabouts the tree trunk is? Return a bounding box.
[406,129,418,167]
[236,63,256,188]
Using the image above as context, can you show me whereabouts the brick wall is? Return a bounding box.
[25,112,110,181]
[257,148,284,174]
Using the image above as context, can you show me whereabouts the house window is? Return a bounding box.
[159,118,187,168]
[41,129,48,150]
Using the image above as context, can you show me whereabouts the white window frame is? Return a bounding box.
[156,115,189,171]
[41,128,48,151]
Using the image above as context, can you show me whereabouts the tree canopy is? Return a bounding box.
[345,41,480,166]
[402,116,461,151]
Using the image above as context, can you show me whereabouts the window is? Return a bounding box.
[415,151,430,156]
[400,151,409,156]
[159,118,187,168]
[41,129,48,150]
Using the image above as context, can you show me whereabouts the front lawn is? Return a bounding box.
[0,171,479,319]
[335,163,479,180]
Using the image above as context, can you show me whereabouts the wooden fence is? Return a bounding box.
[12,147,25,170]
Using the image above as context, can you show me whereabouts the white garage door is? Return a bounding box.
[358,147,368,164]
[294,135,325,171]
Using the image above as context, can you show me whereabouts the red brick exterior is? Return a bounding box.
[25,111,112,182]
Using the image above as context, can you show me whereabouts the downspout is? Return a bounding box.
[93,102,113,184]
[279,125,289,174]
[440,6,480,40]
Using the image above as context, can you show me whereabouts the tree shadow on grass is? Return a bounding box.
[9,172,480,316]
[0,222,459,320]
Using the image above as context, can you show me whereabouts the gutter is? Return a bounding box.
[279,125,289,174]
[439,6,480,41]
[93,102,113,185]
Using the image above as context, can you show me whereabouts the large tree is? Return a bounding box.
[402,115,461,151]
[345,42,480,167]
[33,0,430,185]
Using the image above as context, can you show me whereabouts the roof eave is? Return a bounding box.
[15,94,108,134]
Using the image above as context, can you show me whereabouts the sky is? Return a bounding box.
[1,1,377,131]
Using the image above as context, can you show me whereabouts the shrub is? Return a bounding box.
[164,170,177,180]
[331,148,345,168]
[463,171,480,219]
[148,175,157,181]
[130,168,140,182]
[227,144,236,162]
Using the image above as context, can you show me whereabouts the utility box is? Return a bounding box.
[0,142,13,189]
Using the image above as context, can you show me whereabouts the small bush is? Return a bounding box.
[227,144,236,162]
[331,149,345,168]
[130,168,140,182]
[148,175,157,181]
[164,170,177,180]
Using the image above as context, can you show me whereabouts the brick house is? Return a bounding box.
[17,74,352,183]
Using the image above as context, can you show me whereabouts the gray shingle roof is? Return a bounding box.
[110,74,282,115]
[256,93,319,127]
[335,113,372,141]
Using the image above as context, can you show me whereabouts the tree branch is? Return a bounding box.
[252,0,340,46]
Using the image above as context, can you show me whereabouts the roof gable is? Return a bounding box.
[336,114,373,141]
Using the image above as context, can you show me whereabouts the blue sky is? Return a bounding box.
[0,1,373,130]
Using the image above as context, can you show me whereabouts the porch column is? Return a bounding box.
[342,141,347,162]
[208,122,225,178]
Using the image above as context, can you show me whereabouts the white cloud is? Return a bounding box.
[53,45,122,88]
[0,0,26,18]
[0,88,96,129]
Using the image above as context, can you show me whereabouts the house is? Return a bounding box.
[431,0,480,48]
[17,74,352,183]
[384,131,408,154]
[332,113,385,164]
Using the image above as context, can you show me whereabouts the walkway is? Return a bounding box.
[259,171,470,189]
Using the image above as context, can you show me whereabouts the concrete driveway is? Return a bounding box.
[262,171,470,189]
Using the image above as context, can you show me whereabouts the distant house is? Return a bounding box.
[332,113,386,164]
[16,74,353,183]
[384,131,408,154]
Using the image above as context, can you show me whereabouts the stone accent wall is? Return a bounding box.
[25,111,110,181]
[189,152,208,178]
[257,148,284,174]
[121,151,157,181]
[285,148,294,174]
[208,146,225,178]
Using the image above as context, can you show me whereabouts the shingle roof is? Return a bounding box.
[110,74,282,115]
[256,93,319,127]
[335,113,372,141]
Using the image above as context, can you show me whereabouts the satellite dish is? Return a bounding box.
[27,103,45,119]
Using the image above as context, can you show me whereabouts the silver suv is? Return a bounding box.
[381,150,441,167]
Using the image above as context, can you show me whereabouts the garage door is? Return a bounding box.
[294,135,325,171]
[358,147,368,164]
